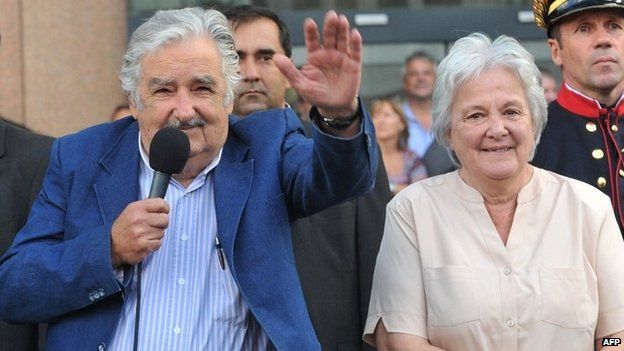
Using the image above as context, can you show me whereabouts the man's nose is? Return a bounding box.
[594,25,614,49]
[172,90,195,118]
[241,59,260,82]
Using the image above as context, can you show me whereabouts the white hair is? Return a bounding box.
[120,8,241,109]
[431,33,548,166]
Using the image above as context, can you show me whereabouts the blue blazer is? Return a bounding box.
[0,107,377,351]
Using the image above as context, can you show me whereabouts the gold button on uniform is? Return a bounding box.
[586,122,597,132]
[592,149,604,159]
[612,124,619,132]
[620,169,624,177]
[597,177,607,188]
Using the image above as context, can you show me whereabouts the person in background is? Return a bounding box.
[364,32,624,351]
[0,8,376,350]
[110,104,131,121]
[532,0,624,232]
[0,117,52,351]
[0,33,53,351]
[538,67,559,103]
[401,51,436,157]
[401,51,454,177]
[371,98,427,194]
[224,5,392,350]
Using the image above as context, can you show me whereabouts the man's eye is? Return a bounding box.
[261,55,273,62]
[466,113,483,120]
[154,88,170,94]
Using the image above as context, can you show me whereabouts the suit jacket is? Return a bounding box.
[293,121,392,351]
[422,140,455,177]
[0,107,377,351]
[0,118,53,351]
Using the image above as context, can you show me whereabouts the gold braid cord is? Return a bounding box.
[532,0,549,29]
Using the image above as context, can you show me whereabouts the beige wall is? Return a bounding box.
[0,0,127,137]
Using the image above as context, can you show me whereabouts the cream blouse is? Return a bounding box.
[364,168,624,351]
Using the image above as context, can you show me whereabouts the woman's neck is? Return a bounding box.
[458,165,534,245]
[377,137,401,156]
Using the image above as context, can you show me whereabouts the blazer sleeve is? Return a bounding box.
[0,140,122,324]
[280,99,378,219]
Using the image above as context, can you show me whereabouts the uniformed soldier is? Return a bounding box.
[532,0,624,232]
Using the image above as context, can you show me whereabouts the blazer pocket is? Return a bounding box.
[425,266,479,327]
[539,267,591,329]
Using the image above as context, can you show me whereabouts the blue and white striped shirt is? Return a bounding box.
[402,100,433,158]
[108,134,273,350]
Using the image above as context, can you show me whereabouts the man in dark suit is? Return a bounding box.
[225,6,392,350]
[0,32,54,351]
[0,117,53,351]
[0,8,376,350]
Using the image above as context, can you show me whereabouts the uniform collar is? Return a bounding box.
[557,82,624,118]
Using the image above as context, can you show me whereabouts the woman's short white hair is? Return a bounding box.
[431,33,548,166]
[120,7,241,109]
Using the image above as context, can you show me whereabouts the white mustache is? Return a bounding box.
[166,116,206,129]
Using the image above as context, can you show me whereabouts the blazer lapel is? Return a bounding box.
[214,129,253,266]
[93,122,140,224]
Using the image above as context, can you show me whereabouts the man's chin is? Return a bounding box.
[234,101,269,117]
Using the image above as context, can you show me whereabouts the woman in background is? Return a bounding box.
[371,98,427,194]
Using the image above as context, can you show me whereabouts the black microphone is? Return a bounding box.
[148,127,190,198]
[134,127,190,351]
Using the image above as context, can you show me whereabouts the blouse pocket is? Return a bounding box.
[539,267,591,329]
[425,266,479,327]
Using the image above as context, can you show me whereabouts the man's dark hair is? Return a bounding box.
[404,50,437,67]
[223,5,292,58]
[550,23,563,48]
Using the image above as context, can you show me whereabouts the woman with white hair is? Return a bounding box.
[363,33,624,351]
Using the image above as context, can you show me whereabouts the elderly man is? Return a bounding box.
[532,0,624,232]
[0,7,376,351]
[224,5,392,351]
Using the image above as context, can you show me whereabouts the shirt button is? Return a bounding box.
[504,268,512,275]
[173,327,181,335]
[507,319,515,327]
[181,234,188,241]
[178,278,186,286]
[98,342,106,351]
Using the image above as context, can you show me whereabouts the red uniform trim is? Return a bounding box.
[556,83,624,118]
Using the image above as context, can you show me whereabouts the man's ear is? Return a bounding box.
[548,38,563,67]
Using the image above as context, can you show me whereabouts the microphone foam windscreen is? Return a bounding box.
[149,127,191,174]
